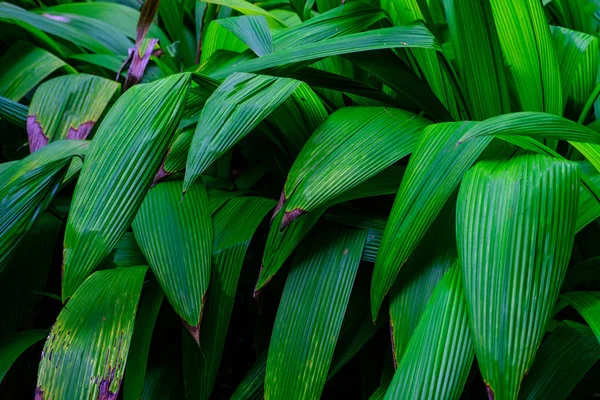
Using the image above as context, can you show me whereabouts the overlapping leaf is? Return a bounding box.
[27,74,120,153]
[0,330,47,383]
[0,140,88,271]
[457,153,579,399]
[132,181,212,334]
[562,291,600,342]
[279,107,429,227]
[183,196,274,400]
[62,73,190,300]
[36,266,147,400]
[265,227,365,399]
[385,265,473,399]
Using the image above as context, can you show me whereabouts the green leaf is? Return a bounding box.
[0,95,28,128]
[258,165,404,292]
[371,122,491,319]
[265,227,366,399]
[124,280,164,400]
[40,2,170,45]
[62,73,191,301]
[385,265,473,399]
[183,72,323,192]
[36,266,147,400]
[551,26,599,117]
[0,329,47,384]
[200,21,249,64]
[231,352,267,400]
[0,42,67,101]
[216,16,274,56]
[201,0,286,26]
[457,154,579,400]
[27,74,120,153]
[488,0,562,114]
[381,0,461,119]
[279,107,429,227]
[442,0,510,119]
[113,232,148,268]
[389,202,455,363]
[0,3,113,55]
[0,140,88,271]
[132,181,212,332]
[141,366,183,400]
[519,321,600,400]
[183,196,274,399]
[562,291,600,343]
[205,24,440,79]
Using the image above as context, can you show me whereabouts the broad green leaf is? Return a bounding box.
[265,227,366,399]
[0,3,113,54]
[201,0,285,26]
[547,0,599,35]
[389,202,455,363]
[62,73,191,300]
[113,232,148,268]
[0,329,47,384]
[381,0,461,119]
[370,381,390,400]
[69,54,126,74]
[442,0,510,119]
[488,0,562,115]
[183,72,324,192]
[40,2,169,45]
[279,107,429,226]
[27,74,120,153]
[519,321,600,400]
[0,95,27,128]
[0,214,61,336]
[205,24,440,80]
[132,181,212,332]
[258,165,404,292]
[562,291,600,343]
[32,8,133,55]
[201,21,248,64]
[385,265,473,399]
[124,280,164,400]
[217,16,274,56]
[183,196,274,400]
[551,26,599,117]
[458,154,579,400]
[345,51,452,122]
[0,42,67,101]
[0,140,88,271]
[36,266,147,400]
[371,122,491,319]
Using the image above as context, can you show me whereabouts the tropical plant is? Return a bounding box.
[1,0,600,398]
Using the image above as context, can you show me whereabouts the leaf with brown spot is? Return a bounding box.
[27,74,120,153]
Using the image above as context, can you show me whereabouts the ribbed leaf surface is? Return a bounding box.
[371,122,490,318]
[0,42,66,101]
[36,266,147,400]
[488,0,562,114]
[0,140,88,270]
[183,73,322,191]
[385,265,473,400]
[0,95,27,127]
[519,321,600,400]
[63,73,190,300]
[183,196,274,400]
[124,281,164,400]
[27,74,120,153]
[442,0,510,119]
[280,107,429,223]
[132,181,212,330]
[217,16,274,56]
[265,227,366,399]
[457,154,579,400]
[389,203,455,363]
[562,291,600,343]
